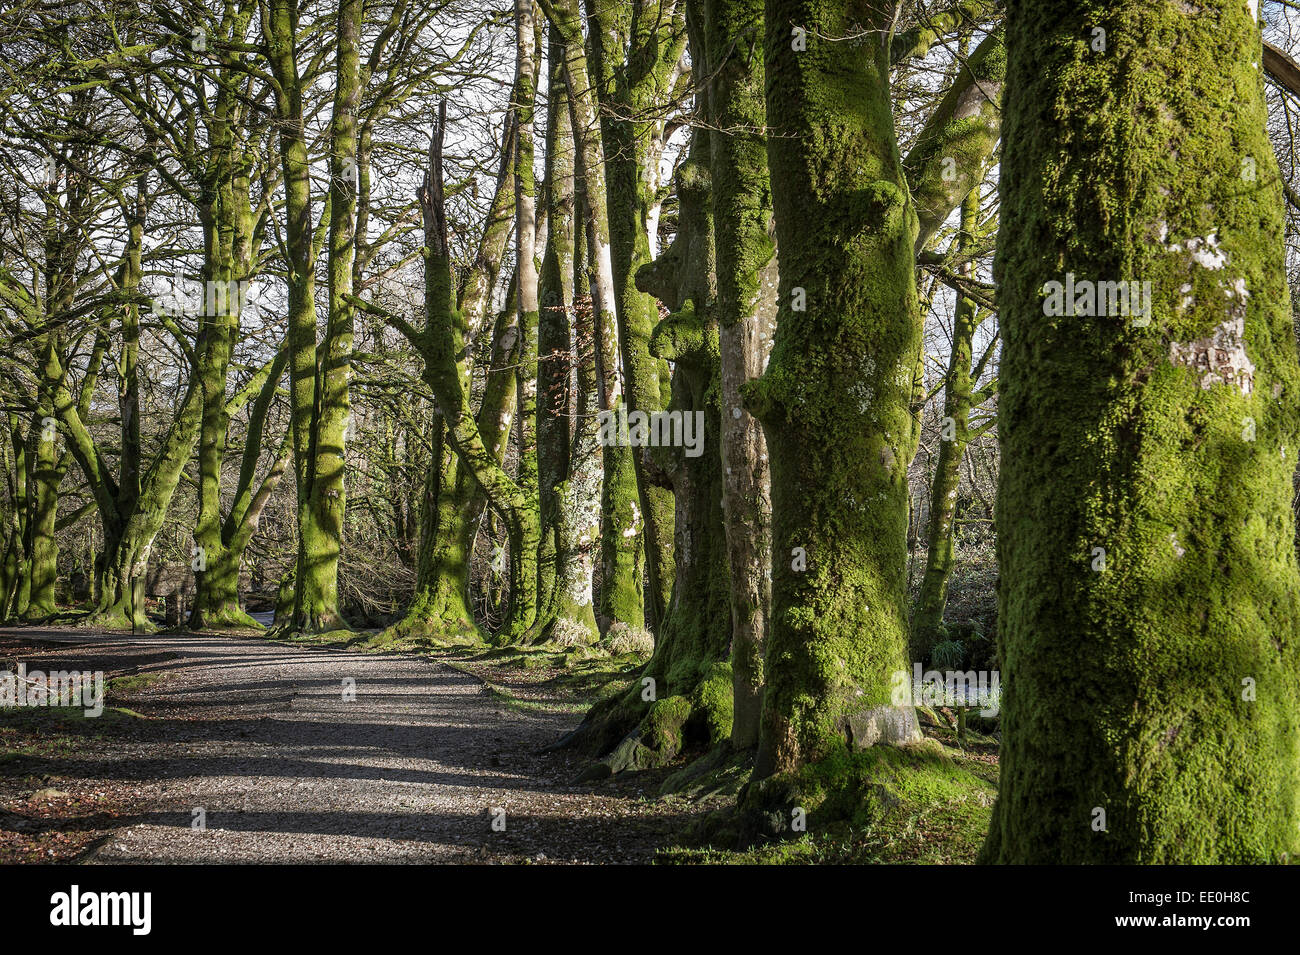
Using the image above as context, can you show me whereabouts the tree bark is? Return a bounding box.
[982,0,1300,863]
[534,21,599,642]
[703,0,776,751]
[747,0,924,780]
[547,0,647,632]
[190,43,266,628]
[505,0,544,641]
[911,186,981,660]
[585,0,686,631]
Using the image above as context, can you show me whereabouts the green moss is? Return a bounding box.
[665,741,995,862]
[659,742,752,797]
[984,0,1300,863]
[645,695,693,755]
[748,0,924,778]
[692,661,734,745]
[106,673,165,695]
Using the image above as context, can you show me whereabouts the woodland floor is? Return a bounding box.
[0,626,702,864]
[0,621,1000,865]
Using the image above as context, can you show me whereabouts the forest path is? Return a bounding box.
[0,628,684,863]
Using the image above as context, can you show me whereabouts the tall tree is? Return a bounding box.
[982,0,1300,863]
[386,106,521,639]
[910,185,997,659]
[263,0,354,633]
[585,0,689,630]
[507,0,544,639]
[543,0,645,633]
[399,101,540,641]
[384,69,545,642]
[561,7,745,776]
[703,0,776,751]
[176,3,280,629]
[745,0,927,779]
[534,21,600,641]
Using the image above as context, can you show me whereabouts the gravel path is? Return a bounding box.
[1,629,687,864]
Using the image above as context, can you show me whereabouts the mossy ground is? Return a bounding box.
[0,701,145,733]
[659,741,997,864]
[105,672,166,695]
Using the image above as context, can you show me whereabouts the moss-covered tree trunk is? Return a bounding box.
[745,0,924,781]
[81,376,204,630]
[86,318,201,632]
[23,138,92,622]
[911,187,980,660]
[981,0,1300,864]
[564,93,733,776]
[389,71,523,641]
[629,133,733,771]
[96,171,149,629]
[24,404,62,620]
[503,0,544,642]
[404,436,478,636]
[398,100,541,645]
[302,0,362,632]
[585,0,686,630]
[459,103,520,342]
[703,0,776,751]
[264,0,355,634]
[189,243,242,627]
[2,415,30,620]
[266,0,329,632]
[190,180,259,628]
[187,2,265,630]
[394,304,522,639]
[546,0,646,632]
[26,355,70,624]
[553,296,604,640]
[534,21,598,642]
[902,25,1005,256]
[194,349,290,629]
[552,65,603,642]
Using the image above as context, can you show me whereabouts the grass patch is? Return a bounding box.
[107,672,165,695]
